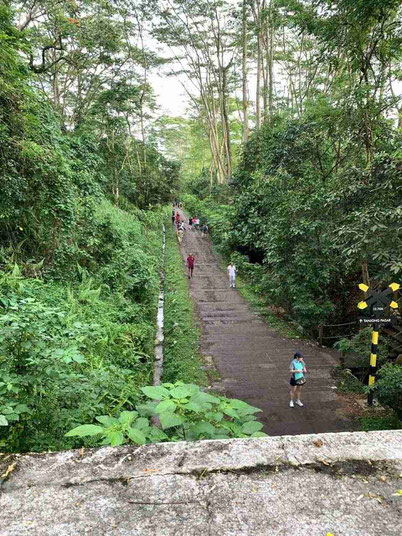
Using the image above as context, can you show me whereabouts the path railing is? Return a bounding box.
[317,321,358,348]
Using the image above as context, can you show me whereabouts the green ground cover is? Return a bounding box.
[162,224,208,386]
[0,202,165,452]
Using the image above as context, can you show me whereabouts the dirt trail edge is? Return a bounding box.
[178,218,353,436]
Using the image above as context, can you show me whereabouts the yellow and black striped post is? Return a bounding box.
[358,282,400,406]
[367,328,379,406]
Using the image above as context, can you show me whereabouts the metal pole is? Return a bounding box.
[367,327,379,406]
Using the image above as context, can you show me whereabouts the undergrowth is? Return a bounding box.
[162,224,207,385]
[0,202,164,452]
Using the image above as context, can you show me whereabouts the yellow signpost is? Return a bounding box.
[357,282,400,406]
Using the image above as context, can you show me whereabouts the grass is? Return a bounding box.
[334,367,366,394]
[162,222,208,386]
[360,414,402,431]
[332,367,402,432]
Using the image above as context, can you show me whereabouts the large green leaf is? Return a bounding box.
[159,411,184,430]
[0,415,8,426]
[96,415,119,427]
[134,417,150,431]
[182,400,204,412]
[127,428,146,445]
[141,386,170,400]
[148,427,169,441]
[251,431,268,438]
[241,421,264,435]
[107,430,125,447]
[65,424,104,437]
[170,385,192,399]
[191,421,216,436]
[155,399,176,413]
[119,411,138,425]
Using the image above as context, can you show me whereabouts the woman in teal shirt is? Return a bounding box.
[289,352,307,408]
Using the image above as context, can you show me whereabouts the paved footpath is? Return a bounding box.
[178,219,353,436]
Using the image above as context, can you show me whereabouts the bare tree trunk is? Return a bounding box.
[221,64,232,179]
[361,261,370,287]
[52,49,60,109]
[254,0,263,129]
[242,0,249,142]
[267,1,274,124]
[256,29,262,129]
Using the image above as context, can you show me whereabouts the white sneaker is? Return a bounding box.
[289,400,294,408]
[295,400,303,407]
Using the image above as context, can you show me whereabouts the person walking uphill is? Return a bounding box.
[187,253,195,278]
[227,263,237,288]
[289,352,307,408]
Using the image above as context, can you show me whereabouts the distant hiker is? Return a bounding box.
[177,222,185,244]
[175,211,181,225]
[189,217,193,228]
[289,352,307,408]
[201,223,209,237]
[172,208,175,225]
[193,217,200,231]
[227,263,237,288]
[187,253,195,278]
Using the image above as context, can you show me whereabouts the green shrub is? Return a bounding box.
[335,328,389,373]
[375,364,402,418]
[66,381,267,445]
[0,204,165,452]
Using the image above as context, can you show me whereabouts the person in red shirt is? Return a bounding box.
[175,211,181,225]
[187,253,195,278]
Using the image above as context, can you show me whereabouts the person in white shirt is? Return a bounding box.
[227,263,237,288]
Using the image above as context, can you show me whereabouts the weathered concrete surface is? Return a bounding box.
[179,223,353,435]
[1,431,402,535]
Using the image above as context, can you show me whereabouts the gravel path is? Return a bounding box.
[177,218,353,436]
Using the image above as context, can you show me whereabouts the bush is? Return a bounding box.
[0,204,165,452]
[65,381,267,445]
[335,328,389,373]
[375,364,402,418]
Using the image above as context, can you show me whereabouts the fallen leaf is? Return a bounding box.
[391,490,402,497]
[379,476,386,482]
[314,439,324,448]
[1,462,16,479]
[142,468,160,473]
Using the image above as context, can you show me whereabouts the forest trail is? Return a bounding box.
[178,219,354,436]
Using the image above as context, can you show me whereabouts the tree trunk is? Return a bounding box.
[254,0,262,129]
[242,0,249,143]
[221,65,232,180]
[256,26,262,130]
[267,2,274,124]
[361,261,370,287]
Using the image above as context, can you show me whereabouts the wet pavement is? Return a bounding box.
[178,221,353,436]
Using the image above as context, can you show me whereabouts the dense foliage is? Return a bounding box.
[181,0,402,335]
[0,3,178,452]
[0,204,165,452]
[66,382,266,445]
[375,364,402,418]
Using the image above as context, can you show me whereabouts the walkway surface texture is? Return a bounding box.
[179,218,353,436]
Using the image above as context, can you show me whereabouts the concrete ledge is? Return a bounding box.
[1,431,402,535]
